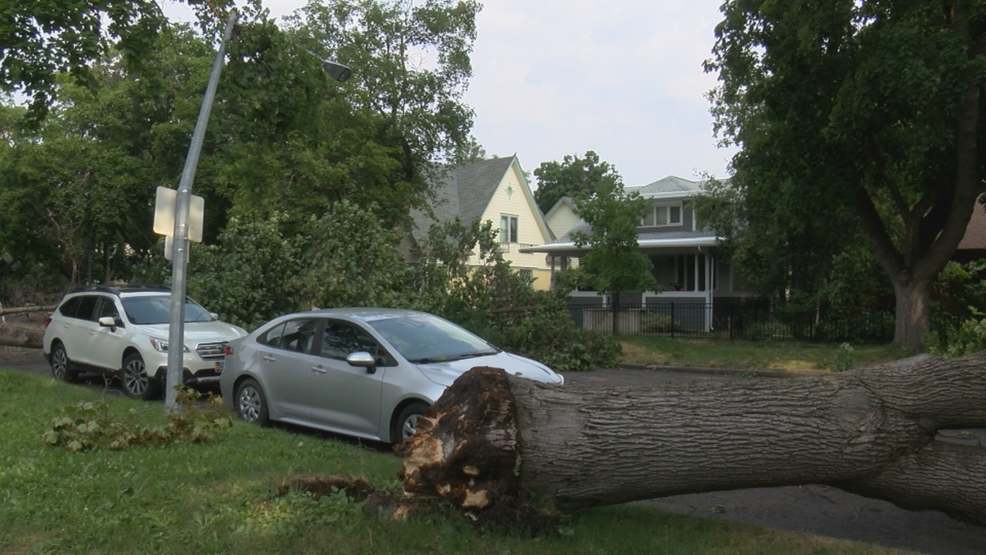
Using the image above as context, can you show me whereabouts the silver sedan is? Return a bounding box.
[219,308,563,444]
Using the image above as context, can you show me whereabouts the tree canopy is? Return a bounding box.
[570,176,656,333]
[0,0,174,123]
[532,150,621,215]
[706,0,986,350]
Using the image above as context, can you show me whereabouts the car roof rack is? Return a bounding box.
[69,284,171,296]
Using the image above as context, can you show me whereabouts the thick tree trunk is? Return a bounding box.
[891,277,933,352]
[0,324,44,348]
[398,353,986,526]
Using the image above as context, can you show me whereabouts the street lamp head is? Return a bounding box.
[308,51,353,82]
[322,60,352,82]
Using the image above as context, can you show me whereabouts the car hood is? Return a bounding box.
[134,321,247,343]
[415,351,564,387]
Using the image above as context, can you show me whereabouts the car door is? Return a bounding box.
[253,318,322,419]
[307,319,386,438]
[87,296,129,371]
[59,295,100,368]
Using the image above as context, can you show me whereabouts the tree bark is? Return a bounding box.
[0,324,44,348]
[398,354,986,526]
[892,277,934,350]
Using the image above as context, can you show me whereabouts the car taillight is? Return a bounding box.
[224,345,234,356]
[44,317,52,329]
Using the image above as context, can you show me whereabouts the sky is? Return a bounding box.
[162,0,736,188]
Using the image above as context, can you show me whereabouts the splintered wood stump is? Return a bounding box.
[397,353,986,525]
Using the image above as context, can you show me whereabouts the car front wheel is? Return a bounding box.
[121,353,161,400]
[235,379,269,426]
[49,342,79,382]
[393,402,429,444]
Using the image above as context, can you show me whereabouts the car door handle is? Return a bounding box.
[262,354,276,362]
[311,366,327,374]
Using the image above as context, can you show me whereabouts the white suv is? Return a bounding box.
[43,286,247,400]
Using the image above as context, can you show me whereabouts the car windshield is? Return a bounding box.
[368,314,498,363]
[122,295,213,325]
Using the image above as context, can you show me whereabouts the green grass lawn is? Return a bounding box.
[617,336,908,373]
[0,369,917,555]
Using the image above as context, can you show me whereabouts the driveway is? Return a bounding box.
[4,346,985,554]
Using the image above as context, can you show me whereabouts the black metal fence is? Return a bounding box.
[566,301,963,344]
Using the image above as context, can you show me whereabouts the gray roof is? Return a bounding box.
[409,157,516,244]
[628,175,703,198]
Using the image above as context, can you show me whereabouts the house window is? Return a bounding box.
[500,214,518,244]
[642,204,682,227]
[518,269,533,284]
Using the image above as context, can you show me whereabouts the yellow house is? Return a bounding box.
[404,156,554,291]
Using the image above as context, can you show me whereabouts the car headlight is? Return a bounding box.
[148,338,190,353]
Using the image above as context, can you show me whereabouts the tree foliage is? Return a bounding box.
[706,0,986,350]
[0,0,173,123]
[695,175,892,314]
[412,217,621,371]
[291,0,480,212]
[532,150,621,215]
[570,180,656,300]
[0,23,231,285]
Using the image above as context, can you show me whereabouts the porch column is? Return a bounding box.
[549,255,556,290]
[705,253,714,332]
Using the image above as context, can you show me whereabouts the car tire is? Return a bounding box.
[235,379,269,426]
[121,353,161,401]
[49,342,79,382]
[393,402,429,444]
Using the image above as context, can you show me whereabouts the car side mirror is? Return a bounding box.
[346,351,377,374]
[98,316,117,331]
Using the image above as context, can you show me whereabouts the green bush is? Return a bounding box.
[488,302,621,372]
[411,217,620,371]
[927,314,986,358]
[830,342,855,372]
[640,312,675,333]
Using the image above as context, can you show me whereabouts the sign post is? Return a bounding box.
[164,10,238,412]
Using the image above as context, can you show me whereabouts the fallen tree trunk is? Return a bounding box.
[397,352,986,526]
[0,324,44,348]
[0,305,55,317]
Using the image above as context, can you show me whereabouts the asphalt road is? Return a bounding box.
[3,346,985,555]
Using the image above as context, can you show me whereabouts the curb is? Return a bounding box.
[616,362,820,379]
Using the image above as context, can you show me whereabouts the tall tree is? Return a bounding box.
[570,178,656,334]
[532,150,620,215]
[706,0,986,350]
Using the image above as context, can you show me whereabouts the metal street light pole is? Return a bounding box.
[165,10,238,411]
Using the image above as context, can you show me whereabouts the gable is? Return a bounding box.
[408,157,516,245]
[544,197,583,239]
[479,158,552,246]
